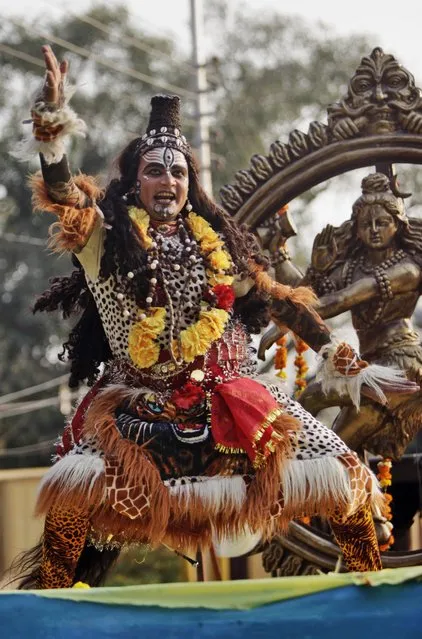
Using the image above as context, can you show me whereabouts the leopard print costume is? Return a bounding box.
[37,507,89,589]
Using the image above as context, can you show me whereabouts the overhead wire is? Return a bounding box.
[0,42,45,68]
[0,374,68,405]
[8,17,197,100]
[41,0,197,76]
[1,38,198,128]
[0,396,60,419]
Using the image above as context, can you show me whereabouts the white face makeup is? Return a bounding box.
[143,147,188,171]
[137,147,189,222]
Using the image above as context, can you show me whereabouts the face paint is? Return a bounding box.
[143,147,188,171]
[137,148,189,222]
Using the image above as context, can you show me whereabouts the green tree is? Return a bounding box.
[205,1,372,192]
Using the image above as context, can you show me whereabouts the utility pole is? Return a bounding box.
[190,0,213,196]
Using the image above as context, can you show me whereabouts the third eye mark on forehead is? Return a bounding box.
[143,147,187,171]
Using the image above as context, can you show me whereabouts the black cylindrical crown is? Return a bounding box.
[146,95,182,133]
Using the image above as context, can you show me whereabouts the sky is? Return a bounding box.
[6,0,422,79]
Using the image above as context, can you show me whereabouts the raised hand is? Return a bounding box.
[40,44,68,108]
[311,224,338,273]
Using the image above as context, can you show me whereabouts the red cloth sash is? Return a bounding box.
[211,377,282,467]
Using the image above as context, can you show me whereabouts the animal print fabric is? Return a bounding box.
[37,506,89,589]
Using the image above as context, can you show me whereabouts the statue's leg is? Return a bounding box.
[37,505,90,589]
[329,501,382,571]
[299,381,352,416]
[332,402,384,451]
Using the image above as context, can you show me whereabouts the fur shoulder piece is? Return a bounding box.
[28,173,104,252]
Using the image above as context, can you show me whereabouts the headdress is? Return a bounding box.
[136,95,189,157]
[352,172,408,224]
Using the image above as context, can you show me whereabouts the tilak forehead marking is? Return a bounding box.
[143,147,187,170]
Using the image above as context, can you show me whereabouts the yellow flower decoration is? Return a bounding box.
[128,207,152,249]
[186,212,215,239]
[207,270,234,286]
[128,307,166,368]
[180,324,212,362]
[202,237,224,253]
[179,308,229,362]
[208,248,232,271]
[187,212,233,286]
[140,307,166,336]
[199,308,229,338]
[73,581,91,589]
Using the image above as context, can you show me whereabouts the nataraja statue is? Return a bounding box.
[7,46,418,588]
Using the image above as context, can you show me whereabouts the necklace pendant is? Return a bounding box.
[155,222,178,236]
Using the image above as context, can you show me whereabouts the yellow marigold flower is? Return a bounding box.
[141,307,166,334]
[187,212,225,252]
[128,207,152,249]
[187,212,213,239]
[129,338,160,368]
[127,308,165,368]
[207,271,234,286]
[199,308,229,338]
[201,237,224,253]
[208,248,232,270]
[180,324,211,361]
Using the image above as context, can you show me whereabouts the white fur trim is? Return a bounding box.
[12,100,87,165]
[281,457,352,513]
[37,453,105,500]
[167,475,247,513]
[316,340,409,409]
[213,527,262,557]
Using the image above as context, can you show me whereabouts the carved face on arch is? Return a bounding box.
[137,147,189,222]
[336,48,421,133]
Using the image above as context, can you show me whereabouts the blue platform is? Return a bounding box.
[1,568,421,638]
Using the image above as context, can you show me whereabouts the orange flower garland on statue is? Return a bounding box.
[377,458,395,551]
[294,337,309,398]
[274,335,288,379]
[127,208,234,369]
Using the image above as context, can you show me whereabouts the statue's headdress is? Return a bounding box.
[136,94,189,157]
[352,173,408,224]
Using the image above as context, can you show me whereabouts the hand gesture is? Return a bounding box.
[40,44,68,108]
[311,224,338,273]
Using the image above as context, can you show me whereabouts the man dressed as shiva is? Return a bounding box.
[7,46,418,589]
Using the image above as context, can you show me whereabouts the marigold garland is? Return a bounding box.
[128,307,166,369]
[294,337,309,398]
[274,335,288,379]
[377,457,395,552]
[128,207,153,249]
[127,208,234,369]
